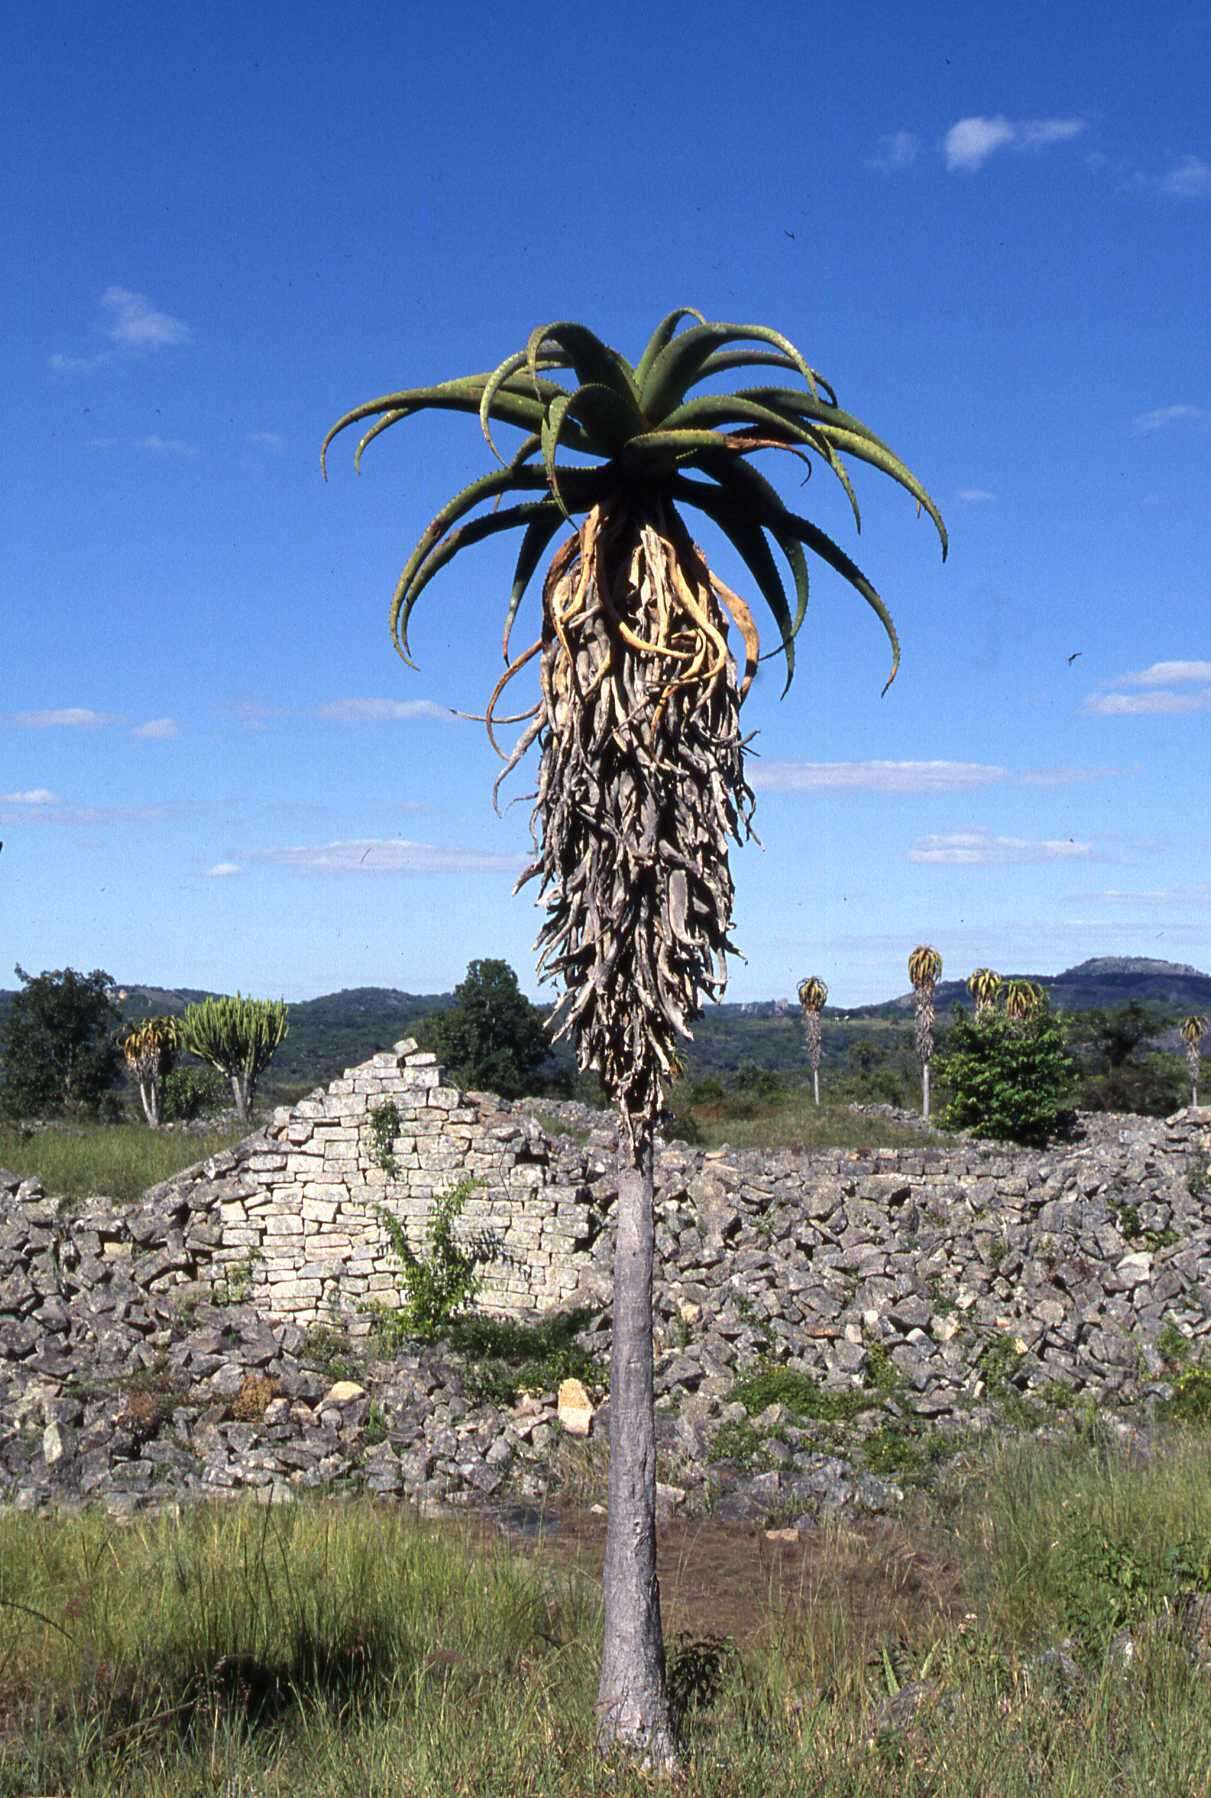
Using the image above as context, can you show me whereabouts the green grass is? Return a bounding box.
[0,1427,1209,1794]
[682,1092,940,1153]
[0,1122,246,1206]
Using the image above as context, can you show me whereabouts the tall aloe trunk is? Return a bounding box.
[597,1122,675,1767]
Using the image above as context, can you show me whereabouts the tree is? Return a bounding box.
[0,965,121,1119]
[423,958,554,1098]
[180,995,288,1122]
[938,1001,1077,1145]
[1003,977,1044,1026]
[797,976,828,1105]
[325,309,945,1767]
[966,967,1001,1020]
[1181,1015,1207,1107]
[121,1016,180,1127]
[908,945,943,1119]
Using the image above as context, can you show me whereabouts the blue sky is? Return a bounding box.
[4,0,1209,1006]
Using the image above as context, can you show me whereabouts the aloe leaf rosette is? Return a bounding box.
[324,312,946,1131]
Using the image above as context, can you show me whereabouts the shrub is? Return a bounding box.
[374,1180,496,1339]
[938,1003,1077,1145]
[161,1066,228,1123]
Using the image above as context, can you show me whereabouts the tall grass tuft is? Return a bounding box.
[0,1123,245,1205]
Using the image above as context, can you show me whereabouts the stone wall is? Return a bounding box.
[163,1039,606,1323]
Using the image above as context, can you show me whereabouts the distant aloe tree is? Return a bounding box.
[908,945,942,1118]
[966,967,1001,1020]
[1180,1015,1207,1107]
[797,976,829,1105]
[121,1016,180,1128]
[181,995,288,1122]
[1003,978,1045,1027]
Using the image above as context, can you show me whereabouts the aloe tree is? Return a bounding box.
[908,945,943,1119]
[1003,978,1045,1026]
[966,967,1001,1021]
[797,976,829,1105]
[324,309,945,1767]
[121,1015,180,1128]
[1180,1015,1207,1107]
[181,995,288,1122]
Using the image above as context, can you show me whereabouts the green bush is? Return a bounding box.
[161,1066,228,1122]
[938,1003,1077,1145]
[374,1179,496,1339]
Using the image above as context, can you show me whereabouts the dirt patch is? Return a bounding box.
[486,1504,966,1649]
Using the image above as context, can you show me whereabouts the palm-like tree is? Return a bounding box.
[1003,978,1045,1025]
[1180,1015,1207,1107]
[967,967,1001,1020]
[797,976,829,1106]
[325,310,944,1767]
[908,945,943,1119]
[121,1016,180,1128]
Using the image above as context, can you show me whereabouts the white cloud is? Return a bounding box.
[867,130,918,172]
[944,114,1085,172]
[134,434,198,457]
[247,431,285,451]
[205,862,242,878]
[254,837,527,875]
[100,286,192,348]
[1020,765,1117,786]
[132,717,179,739]
[1159,155,1211,198]
[753,759,1008,794]
[7,707,118,729]
[1131,403,1210,433]
[0,788,57,804]
[316,698,454,723]
[909,829,1094,865]
[51,287,191,372]
[0,803,166,827]
[1114,659,1211,686]
[1084,688,1211,716]
[956,488,996,503]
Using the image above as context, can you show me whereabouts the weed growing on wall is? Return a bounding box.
[374,1180,496,1338]
[367,1101,401,1178]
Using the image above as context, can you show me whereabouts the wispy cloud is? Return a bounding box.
[750,759,1109,795]
[866,130,918,172]
[1084,688,1211,716]
[100,286,191,348]
[1131,403,1210,433]
[944,114,1086,173]
[316,698,455,724]
[752,759,1007,794]
[0,788,58,805]
[1159,155,1211,198]
[205,862,242,879]
[1072,884,1211,909]
[246,431,285,451]
[909,829,1095,865]
[6,707,119,729]
[956,487,996,503]
[0,803,167,828]
[135,434,198,457]
[132,717,179,740]
[1114,659,1211,687]
[253,837,527,875]
[50,286,192,373]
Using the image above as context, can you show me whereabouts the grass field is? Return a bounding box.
[0,1123,247,1205]
[0,1427,1208,1794]
[682,1092,938,1153]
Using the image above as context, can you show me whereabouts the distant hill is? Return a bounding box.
[842,957,1211,1021]
[1,956,1207,1090]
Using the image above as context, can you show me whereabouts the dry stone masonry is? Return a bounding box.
[0,1036,1208,1520]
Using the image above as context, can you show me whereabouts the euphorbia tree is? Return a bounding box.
[121,1016,180,1128]
[324,309,945,1767]
[181,995,288,1122]
[966,967,1001,1020]
[1180,1015,1207,1107]
[797,976,829,1105]
[908,945,943,1119]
